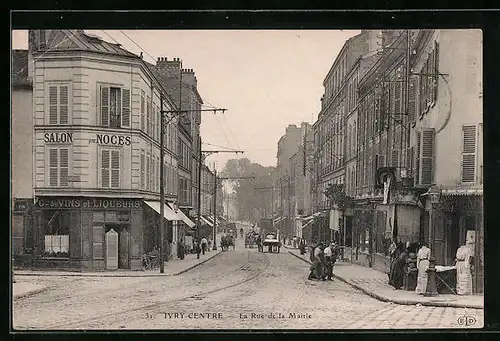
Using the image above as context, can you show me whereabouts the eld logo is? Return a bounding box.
[457,315,476,326]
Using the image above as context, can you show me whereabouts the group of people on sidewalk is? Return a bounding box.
[387,233,476,296]
[307,241,340,281]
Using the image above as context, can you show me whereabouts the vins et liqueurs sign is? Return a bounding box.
[35,198,141,209]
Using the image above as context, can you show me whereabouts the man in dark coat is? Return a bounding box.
[389,242,408,289]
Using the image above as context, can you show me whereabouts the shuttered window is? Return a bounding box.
[48,148,70,187]
[100,86,129,128]
[48,84,69,125]
[420,128,435,185]
[376,154,386,169]
[462,125,477,183]
[408,76,418,123]
[146,153,150,191]
[391,148,400,168]
[140,150,145,190]
[152,157,156,192]
[122,88,130,127]
[415,132,421,186]
[140,91,145,131]
[146,97,151,136]
[101,149,120,188]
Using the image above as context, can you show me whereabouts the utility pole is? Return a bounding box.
[197,149,244,252]
[159,106,227,272]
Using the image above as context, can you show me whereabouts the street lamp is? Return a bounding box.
[424,185,442,297]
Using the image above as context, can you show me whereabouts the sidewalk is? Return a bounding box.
[14,250,222,278]
[287,248,483,309]
[13,282,48,299]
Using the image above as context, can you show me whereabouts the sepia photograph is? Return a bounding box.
[11,27,484,330]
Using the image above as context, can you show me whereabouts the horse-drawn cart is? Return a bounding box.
[245,232,257,248]
[262,234,281,253]
[221,235,235,251]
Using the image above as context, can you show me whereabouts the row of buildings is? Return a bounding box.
[11,29,224,271]
[273,29,483,293]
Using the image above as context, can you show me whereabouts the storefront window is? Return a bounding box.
[43,210,70,257]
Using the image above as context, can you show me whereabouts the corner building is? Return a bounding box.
[28,30,193,271]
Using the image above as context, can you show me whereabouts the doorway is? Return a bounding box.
[105,224,130,269]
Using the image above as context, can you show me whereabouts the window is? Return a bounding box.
[140,150,145,190]
[375,211,387,254]
[146,153,150,191]
[462,125,477,183]
[49,148,69,187]
[146,97,151,136]
[100,86,130,128]
[48,84,69,125]
[140,91,145,131]
[101,149,120,188]
[43,210,70,257]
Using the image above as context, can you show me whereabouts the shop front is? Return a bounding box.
[31,197,144,271]
[30,197,193,271]
[425,191,484,294]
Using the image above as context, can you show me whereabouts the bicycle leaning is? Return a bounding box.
[141,247,161,271]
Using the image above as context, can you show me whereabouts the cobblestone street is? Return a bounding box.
[13,239,483,330]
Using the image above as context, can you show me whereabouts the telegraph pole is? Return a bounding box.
[159,106,226,271]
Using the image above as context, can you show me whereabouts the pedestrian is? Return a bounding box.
[207,238,212,251]
[299,238,306,255]
[331,241,339,275]
[201,237,208,255]
[390,242,408,290]
[308,242,325,280]
[196,238,201,259]
[322,242,334,281]
[415,241,431,294]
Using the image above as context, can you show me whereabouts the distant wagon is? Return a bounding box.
[262,234,281,253]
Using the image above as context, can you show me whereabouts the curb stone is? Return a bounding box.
[288,251,483,310]
[14,251,223,278]
[14,286,49,300]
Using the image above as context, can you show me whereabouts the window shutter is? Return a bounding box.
[462,125,477,183]
[415,132,421,186]
[427,51,435,107]
[140,91,145,131]
[391,148,400,168]
[395,80,402,114]
[376,154,385,168]
[49,86,58,124]
[111,150,120,188]
[140,151,145,190]
[146,154,150,191]
[59,85,69,124]
[147,99,151,136]
[100,86,110,127]
[101,150,110,188]
[152,105,156,140]
[420,128,435,185]
[434,42,440,103]
[49,148,58,186]
[59,148,69,187]
[121,88,130,127]
[408,76,417,123]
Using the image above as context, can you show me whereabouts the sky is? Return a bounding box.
[12,29,360,170]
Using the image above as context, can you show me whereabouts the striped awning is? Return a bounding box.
[302,219,315,229]
[201,216,213,227]
[167,203,195,228]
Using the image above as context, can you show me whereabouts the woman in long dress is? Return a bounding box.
[390,243,407,289]
[388,242,402,286]
[455,244,473,295]
[415,242,431,294]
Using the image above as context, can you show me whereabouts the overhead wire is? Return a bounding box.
[118,30,156,63]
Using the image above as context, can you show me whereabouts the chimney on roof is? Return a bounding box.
[156,57,182,78]
[181,67,197,88]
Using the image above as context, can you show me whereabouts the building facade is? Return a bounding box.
[20,30,197,271]
[309,30,381,245]
[275,124,308,240]
[12,50,34,265]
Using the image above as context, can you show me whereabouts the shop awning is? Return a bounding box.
[167,203,195,228]
[302,219,315,229]
[145,201,182,221]
[201,215,214,227]
[301,215,315,222]
[273,216,285,224]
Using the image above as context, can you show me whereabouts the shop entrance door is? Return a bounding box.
[106,228,118,270]
[105,224,130,269]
